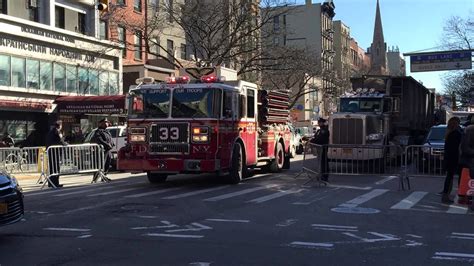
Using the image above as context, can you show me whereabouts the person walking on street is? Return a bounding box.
[463,114,473,128]
[310,118,330,182]
[92,118,114,181]
[45,120,68,188]
[441,117,463,204]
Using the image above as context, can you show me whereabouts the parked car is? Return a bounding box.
[419,125,446,173]
[84,125,127,169]
[289,125,304,157]
[0,171,24,226]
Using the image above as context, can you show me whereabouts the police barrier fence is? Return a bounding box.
[404,145,446,177]
[0,146,45,174]
[41,144,107,189]
[301,143,407,189]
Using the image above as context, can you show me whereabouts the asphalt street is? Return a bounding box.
[1,155,473,265]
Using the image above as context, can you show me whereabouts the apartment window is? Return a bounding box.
[273,37,279,46]
[11,57,26,88]
[134,0,141,12]
[117,26,126,58]
[166,39,174,62]
[0,0,6,15]
[180,43,186,59]
[26,59,39,90]
[0,55,10,86]
[78,13,86,34]
[40,61,52,90]
[134,31,143,60]
[273,16,280,32]
[117,0,125,5]
[55,6,65,29]
[149,0,158,11]
[28,6,39,22]
[165,0,173,22]
[283,15,286,26]
[54,63,66,92]
[99,20,108,40]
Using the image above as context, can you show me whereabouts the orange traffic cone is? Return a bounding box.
[457,168,472,205]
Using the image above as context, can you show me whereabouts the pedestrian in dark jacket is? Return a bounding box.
[310,118,330,182]
[92,118,114,181]
[441,117,463,204]
[45,120,68,188]
[463,114,473,128]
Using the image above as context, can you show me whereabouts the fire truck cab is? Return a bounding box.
[117,69,291,184]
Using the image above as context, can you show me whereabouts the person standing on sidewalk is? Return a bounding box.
[310,118,330,182]
[92,118,114,181]
[45,120,68,188]
[441,117,463,204]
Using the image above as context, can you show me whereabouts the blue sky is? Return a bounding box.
[296,0,473,93]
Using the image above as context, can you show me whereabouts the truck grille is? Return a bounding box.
[150,123,189,154]
[332,118,364,144]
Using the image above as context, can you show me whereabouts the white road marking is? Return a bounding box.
[203,185,277,201]
[43,227,91,232]
[124,187,182,198]
[327,184,372,190]
[289,241,334,248]
[77,234,93,239]
[433,252,474,259]
[390,191,428,210]
[88,188,141,197]
[312,224,358,229]
[166,223,212,233]
[276,219,298,227]
[162,186,230,199]
[446,204,468,214]
[339,189,389,208]
[144,233,204,238]
[189,262,211,266]
[246,189,302,204]
[53,183,131,197]
[452,232,474,237]
[375,176,397,185]
[406,234,423,239]
[132,221,178,230]
[205,219,250,223]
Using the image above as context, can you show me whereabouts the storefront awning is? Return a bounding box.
[0,99,53,112]
[55,95,126,115]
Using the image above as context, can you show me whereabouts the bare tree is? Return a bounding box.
[440,13,473,108]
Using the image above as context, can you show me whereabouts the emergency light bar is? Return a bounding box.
[200,75,225,83]
[166,76,190,84]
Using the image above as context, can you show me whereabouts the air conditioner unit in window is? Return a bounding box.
[28,0,38,8]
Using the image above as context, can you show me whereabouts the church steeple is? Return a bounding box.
[369,0,388,75]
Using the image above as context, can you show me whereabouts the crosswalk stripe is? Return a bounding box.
[339,189,389,208]
[203,185,277,202]
[124,187,182,198]
[54,183,132,197]
[247,189,302,204]
[446,205,468,214]
[88,188,142,197]
[390,191,428,210]
[161,186,231,199]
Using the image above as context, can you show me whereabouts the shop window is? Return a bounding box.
[0,55,10,86]
[54,63,66,92]
[11,57,26,88]
[40,61,52,90]
[66,65,77,93]
[78,67,89,94]
[89,70,99,95]
[109,72,119,95]
[26,59,39,90]
[99,71,109,95]
[55,6,65,29]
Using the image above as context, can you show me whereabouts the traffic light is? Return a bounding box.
[97,0,109,13]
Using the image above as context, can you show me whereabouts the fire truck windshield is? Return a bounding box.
[171,88,220,118]
[340,98,382,113]
[128,89,171,118]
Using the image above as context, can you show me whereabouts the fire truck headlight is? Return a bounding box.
[192,135,208,142]
[130,134,146,142]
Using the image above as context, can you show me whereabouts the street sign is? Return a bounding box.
[410,51,472,72]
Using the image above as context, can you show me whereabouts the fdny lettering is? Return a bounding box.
[193,146,211,153]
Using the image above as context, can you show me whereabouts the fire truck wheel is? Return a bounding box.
[269,142,284,173]
[228,143,246,184]
[147,172,168,183]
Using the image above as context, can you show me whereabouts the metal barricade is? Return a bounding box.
[41,144,107,189]
[298,143,407,189]
[0,146,46,174]
[297,143,326,186]
[405,145,445,178]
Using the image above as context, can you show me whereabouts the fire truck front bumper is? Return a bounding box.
[117,158,221,173]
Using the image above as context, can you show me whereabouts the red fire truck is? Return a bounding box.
[117,68,292,184]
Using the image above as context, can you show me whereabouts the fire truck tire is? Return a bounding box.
[147,172,168,183]
[228,143,246,184]
[269,142,284,173]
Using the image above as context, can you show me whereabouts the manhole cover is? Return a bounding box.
[331,207,380,214]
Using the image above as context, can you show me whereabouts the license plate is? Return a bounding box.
[0,203,7,215]
[342,148,352,154]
